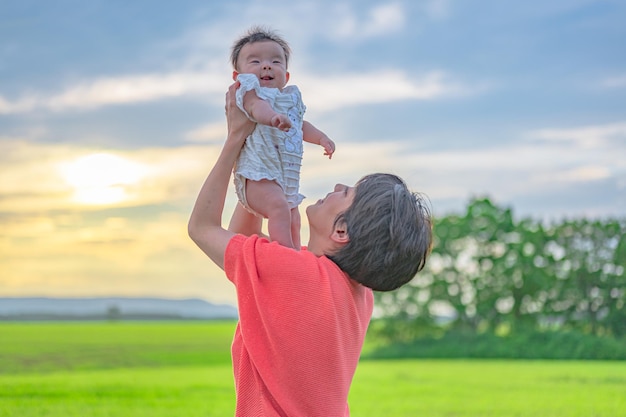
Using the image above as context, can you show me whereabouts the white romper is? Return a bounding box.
[233,73,306,215]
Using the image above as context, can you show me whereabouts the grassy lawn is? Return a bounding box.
[351,359,626,417]
[0,366,235,417]
[1,322,624,417]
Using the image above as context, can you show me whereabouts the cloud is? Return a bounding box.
[0,139,238,303]
[363,3,406,37]
[9,120,620,220]
[295,70,472,112]
[0,139,219,213]
[0,68,473,115]
[301,127,619,206]
[422,0,452,20]
[601,74,626,88]
[0,196,236,303]
[48,72,221,110]
[2,117,624,303]
[0,70,228,114]
[551,166,611,182]
[5,118,622,217]
[529,121,626,149]
[184,122,227,143]
[309,2,406,40]
[0,5,476,116]
[323,0,451,40]
[0,95,39,114]
[350,120,626,209]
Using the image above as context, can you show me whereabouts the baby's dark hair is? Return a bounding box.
[230,25,291,70]
[328,173,433,291]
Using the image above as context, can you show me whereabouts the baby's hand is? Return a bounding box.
[320,136,336,159]
[271,114,292,132]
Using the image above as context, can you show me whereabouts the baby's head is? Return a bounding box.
[231,26,291,90]
[231,26,291,69]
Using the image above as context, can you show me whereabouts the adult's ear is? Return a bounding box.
[232,71,239,81]
[331,221,350,244]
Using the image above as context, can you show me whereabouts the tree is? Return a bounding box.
[374,197,626,341]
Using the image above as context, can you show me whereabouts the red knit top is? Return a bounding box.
[224,234,374,416]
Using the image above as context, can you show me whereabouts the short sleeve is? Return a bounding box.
[235,73,281,121]
[282,84,306,115]
[224,234,250,285]
[224,234,306,288]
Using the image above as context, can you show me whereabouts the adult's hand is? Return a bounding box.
[225,82,255,144]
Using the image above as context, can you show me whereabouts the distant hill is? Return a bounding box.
[0,297,238,320]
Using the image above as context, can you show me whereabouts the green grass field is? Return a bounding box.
[1,322,625,417]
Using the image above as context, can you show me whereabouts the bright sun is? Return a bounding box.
[60,153,146,205]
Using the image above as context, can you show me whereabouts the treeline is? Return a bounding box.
[371,197,625,358]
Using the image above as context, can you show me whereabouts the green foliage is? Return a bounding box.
[367,329,626,360]
[374,197,626,348]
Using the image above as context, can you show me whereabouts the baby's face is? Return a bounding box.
[235,41,289,89]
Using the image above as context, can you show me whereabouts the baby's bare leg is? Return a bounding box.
[246,179,294,248]
[228,202,262,237]
[290,207,301,250]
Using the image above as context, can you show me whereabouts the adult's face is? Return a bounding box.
[306,183,355,237]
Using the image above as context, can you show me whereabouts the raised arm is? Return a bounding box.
[228,202,264,237]
[188,83,255,269]
[302,120,335,159]
[242,90,291,131]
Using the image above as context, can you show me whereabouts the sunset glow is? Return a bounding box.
[2,0,624,307]
[60,153,146,205]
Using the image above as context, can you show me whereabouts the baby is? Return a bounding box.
[229,26,335,248]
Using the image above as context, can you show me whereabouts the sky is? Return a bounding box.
[1,0,625,306]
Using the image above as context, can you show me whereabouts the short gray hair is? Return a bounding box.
[328,173,433,291]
